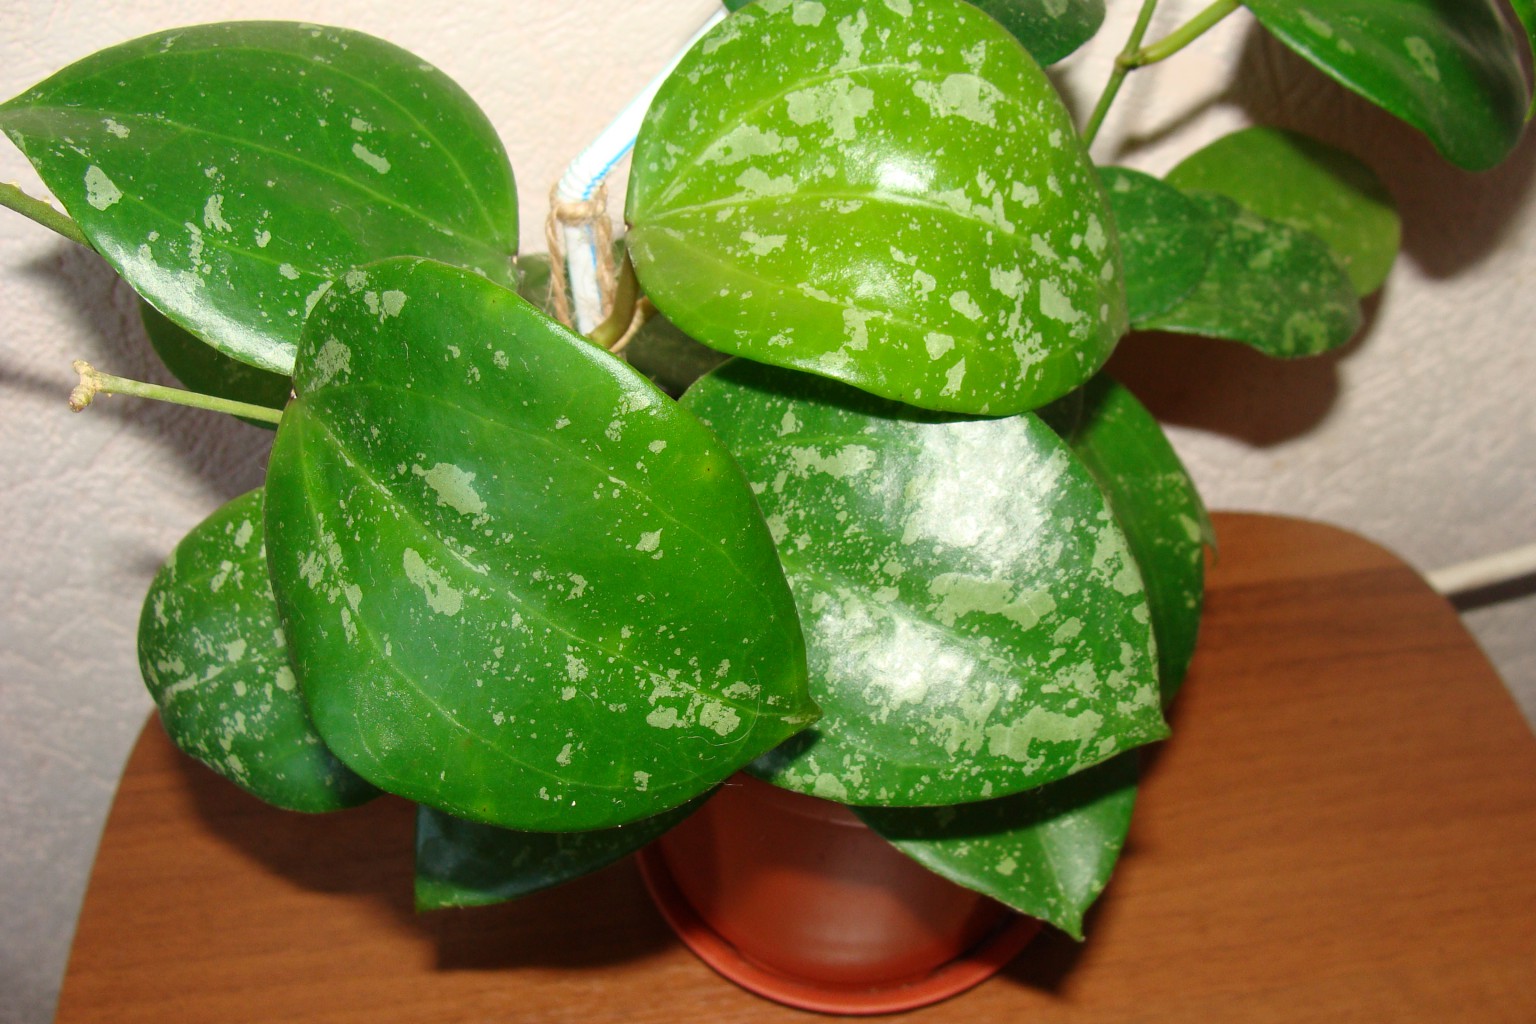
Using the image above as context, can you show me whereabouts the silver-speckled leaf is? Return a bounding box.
[1097,166,1216,325]
[968,0,1106,65]
[859,752,1137,939]
[628,0,1126,416]
[263,258,815,832]
[1166,127,1400,297]
[683,361,1167,807]
[137,489,378,812]
[415,795,704,910]
[1139,193,1361,358]
[1063,377,1209,706]
[0,22,518,374]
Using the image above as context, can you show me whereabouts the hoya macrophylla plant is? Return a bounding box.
[4,0,1533,959]
[626,0,1127,416]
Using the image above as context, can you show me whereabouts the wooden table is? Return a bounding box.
[55,514,1536,1022]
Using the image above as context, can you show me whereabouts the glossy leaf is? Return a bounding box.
[628,0,1126,416]
[415,795,704,910]
[1063,377,1208,705]
[140,301,291,430]
[859,753,1137,939]
[623,313,730,399]
[0,22,518,375]
[1166,127,1400,296]
[1242,0,1530,171]
[967,0,1107,65]
[683,361,1166,807]
[263,257,815,832]
[137,489,378,812]
[1098,166,1216,324]
[1139,193,1361,358]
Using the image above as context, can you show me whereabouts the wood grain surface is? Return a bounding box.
[54,513,1536,1023]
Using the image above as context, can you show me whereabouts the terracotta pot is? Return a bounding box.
[636,773,1040,1015]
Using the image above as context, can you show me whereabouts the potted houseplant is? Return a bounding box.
[2,0,1530,1013]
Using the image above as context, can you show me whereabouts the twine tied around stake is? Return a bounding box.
[544,183,618,331]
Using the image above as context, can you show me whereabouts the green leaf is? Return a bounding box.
[1062,377,1208,705]
[858,753,1137,940]
[514,252,556,314]
[263,257,816,832]
[1098,166,1217,324]
[682,361,1166,807]
[0,22,518,375]
[1511,0,1536,119]
[1242,0,1530,171]
[136,489,379,812]
[623,313,730,399]
[1165,127,1400,296]
[1139,193,1361,358]
[415,795,704,910]
[140,300,290,429]
[628,0,1126,416]
[967,0,1107,65]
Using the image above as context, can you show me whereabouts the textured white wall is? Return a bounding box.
[1,2,1531,1021]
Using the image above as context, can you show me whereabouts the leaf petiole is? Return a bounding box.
[69,360,286,424]
[1082,0,1162,147]
[0,182,91,247]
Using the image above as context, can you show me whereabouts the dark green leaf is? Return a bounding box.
[628,0,1126,416]
[859,753,1137,939]
[1166,127,1400,296]
[1242,0,1530,171]
[623,313,730,399]
[515,253,555,314]
[683,361,1166,807]
[967,0,1106,65]
[1139,193,1361,358]
[137,489,379,812]
[1062,377,1208,705]
[414,794,705,910]
[1511,0,1536,119]
[263,257,815,832]
[140,300,290,429]
[0,22,518,374]
[1098,166,1216,324]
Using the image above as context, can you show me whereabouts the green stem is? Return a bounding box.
[69,361,285,425]
[1127,0,1240,68]
[1082,0,1162,147]
[0,182,90,248]
[588,250,640,351]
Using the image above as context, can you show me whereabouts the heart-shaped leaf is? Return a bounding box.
[137,489,379,812]
[682,360,1166,807]
[1138,193,1361,358]
[0,22,519,375]
[628,0,1126,416]
[263,257,815,832]
[415,795,705,910]
[968,0,1107,65]
[858,752,1138,940]
[140,301,291,429]
[1242,0,1530,171]
[1166,127,1400,296]
[1098,166,1217,324]
[1061,377,1209,705]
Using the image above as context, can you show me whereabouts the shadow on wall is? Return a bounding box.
[1105,20,1536,444]
[2,243,273,521]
